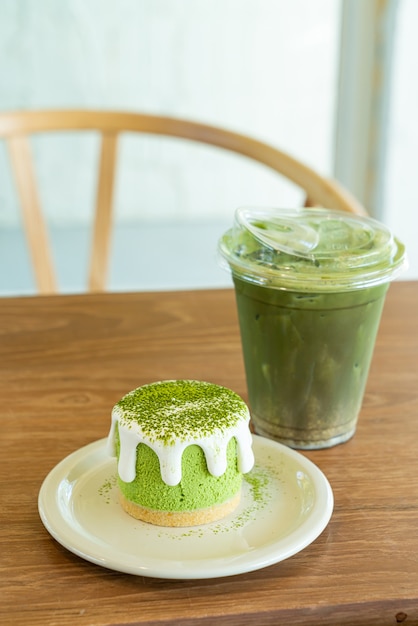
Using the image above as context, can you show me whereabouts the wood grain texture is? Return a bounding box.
[0,109,365,217]
[1,283,417,626]
[6,135,57,294]
[89,132,118,292]
[0,109,366,295]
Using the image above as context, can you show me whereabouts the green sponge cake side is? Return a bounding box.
[115,430,242,511]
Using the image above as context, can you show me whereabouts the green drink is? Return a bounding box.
[219,208,406,449]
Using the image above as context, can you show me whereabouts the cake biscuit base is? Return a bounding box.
[120,491,241,527]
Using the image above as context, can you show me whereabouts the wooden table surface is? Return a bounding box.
[1,282,418,626]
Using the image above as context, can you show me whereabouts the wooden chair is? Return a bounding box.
[0,110,366,294]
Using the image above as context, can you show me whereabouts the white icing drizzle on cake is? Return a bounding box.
[106,381,255,487]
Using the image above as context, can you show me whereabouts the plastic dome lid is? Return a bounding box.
[218,207,407,292]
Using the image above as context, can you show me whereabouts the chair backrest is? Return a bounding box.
[0,110,366,294]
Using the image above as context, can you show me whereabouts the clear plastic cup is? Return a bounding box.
[219,207,407,449]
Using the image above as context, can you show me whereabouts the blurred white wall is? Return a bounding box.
[334,0,416,282]
[384,0,418,282]
[3,1,415,291]
[0,0,343,293]
[0,0,340,230]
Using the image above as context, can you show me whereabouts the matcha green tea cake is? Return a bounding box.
[107,380,254,527]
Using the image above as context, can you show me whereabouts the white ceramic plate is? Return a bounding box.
[38,435,333,579]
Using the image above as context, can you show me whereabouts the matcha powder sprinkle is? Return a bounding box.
[114,380,248,444]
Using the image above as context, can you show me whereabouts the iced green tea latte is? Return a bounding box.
[219,208,406,449]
